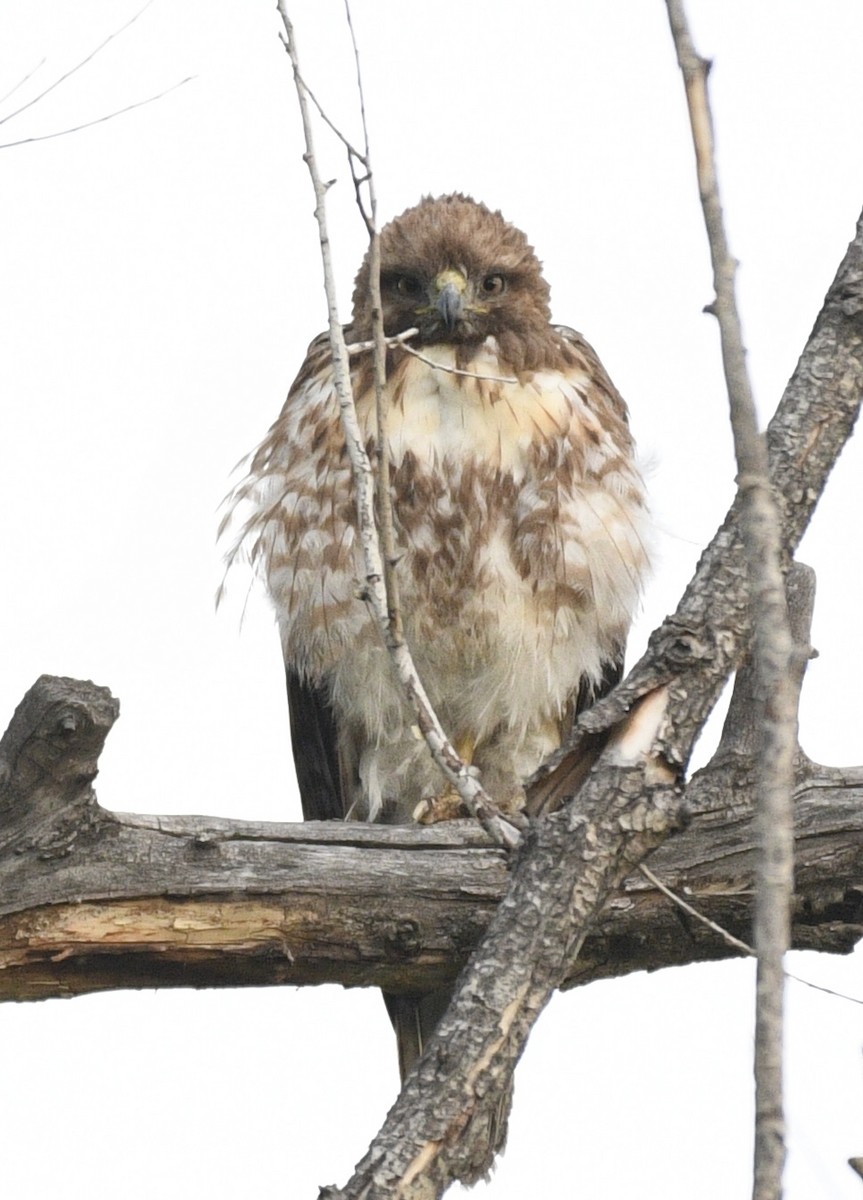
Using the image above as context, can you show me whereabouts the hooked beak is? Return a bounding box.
[432,269,467,332]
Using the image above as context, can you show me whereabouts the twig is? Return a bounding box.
[400,340,518,385]
[0,77,195,151]
[0,57,46,108]
[291,68,364,162]
[786,974,863,1008]
[276,5,522,850]
[666,6,798,1198]
[639,864,754,955]
[344,328,418,355]
[344,328,520,386]
[0,0,156,128]
[639,866,863,1007]
[342,1,404,647]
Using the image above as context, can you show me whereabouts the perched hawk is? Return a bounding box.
[228,194,650,1077]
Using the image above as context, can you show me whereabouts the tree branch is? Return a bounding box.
[3,632,861,1002]
[665,5,797,1196]
[323,201,863,1194]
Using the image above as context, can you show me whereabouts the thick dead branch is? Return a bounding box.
[1,675,860,1005]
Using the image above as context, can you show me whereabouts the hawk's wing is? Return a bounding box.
[514,325,632,816]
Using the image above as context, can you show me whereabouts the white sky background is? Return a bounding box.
[2,1,861,1196]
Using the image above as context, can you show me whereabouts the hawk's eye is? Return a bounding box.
[394,275,422,298]
[481,273,506,296]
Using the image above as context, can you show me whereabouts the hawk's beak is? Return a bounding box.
[432,269,467,332]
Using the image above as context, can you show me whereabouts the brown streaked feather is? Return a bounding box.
[225,193,651,1083]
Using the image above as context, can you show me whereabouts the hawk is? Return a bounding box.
[227,194,650,1078]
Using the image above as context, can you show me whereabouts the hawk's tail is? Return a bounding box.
[383,988,453,1082]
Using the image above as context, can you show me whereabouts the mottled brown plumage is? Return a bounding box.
[225,193,650,1077]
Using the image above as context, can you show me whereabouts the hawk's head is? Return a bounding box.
[351,194,554,364]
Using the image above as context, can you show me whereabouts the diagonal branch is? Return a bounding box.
[324,206,863,1198]
[0,57,46,108]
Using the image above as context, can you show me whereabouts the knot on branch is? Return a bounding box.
[384,919,422,959]
[648,621,713,669]
[0,676,118,853]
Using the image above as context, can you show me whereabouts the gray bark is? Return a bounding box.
[1,673,861,1004]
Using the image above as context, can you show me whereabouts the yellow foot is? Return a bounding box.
[413,789,469,824]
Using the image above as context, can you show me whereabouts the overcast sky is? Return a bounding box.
[2,3,862,1197]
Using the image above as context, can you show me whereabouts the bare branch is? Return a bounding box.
[344,327,419,355]
[346,328,520,385]
[0,0,156,127]
[276,6,522,849]
[2,675,860,1005]
[665,7,798,1198]
[639,864,756,956]
[639,866,863,1008]
[341,1,406,649]
[399,340,518,385]
[291,69,366,164]
[0,57,46,107]
[0,76,195,151]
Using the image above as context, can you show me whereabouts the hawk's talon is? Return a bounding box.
[413,790,469,824]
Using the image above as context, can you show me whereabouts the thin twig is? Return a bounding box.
[785,973,863,1008]
[276,5,522,850]
[639,866,863,1007]
[344,327,418,355]
[345,327,520,386]
[639,864,754,955]
[0,57,46,108]
[400,340,519,385]
[0,0,156,128]
[0,77,195,150]
[666,8,798,1197]
[293,67,365,163]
